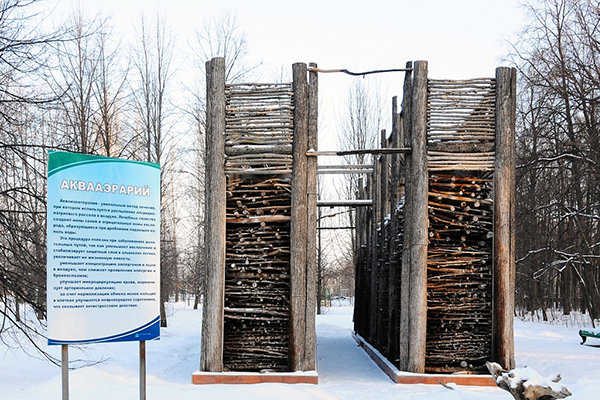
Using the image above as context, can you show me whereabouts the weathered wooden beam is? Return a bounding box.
[387,96,400,362]
[353,177,366,336]
[225,144,293,156]
[493,66,517,370]
[407,60,429,374]
[369,153,381,344]
[318,164,371,169]
[201,57,226,372]
[377,129,389,350]
[317,200,373,207]
[399,61,413,371]
[304,62,319,372]
[307,148,411,157]
[317,168,373,175]
[290,62,309,371]
[427,141,495,153]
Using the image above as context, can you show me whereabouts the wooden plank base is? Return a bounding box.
[353,332,496,387]
[192,371,318,385]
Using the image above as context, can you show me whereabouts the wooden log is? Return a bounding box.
[493,66,517,370]
[377,129,389,350]
[369,157,380,344]
[427,142,495,153]
[304,62,318,371]
[353,177,366,336]
[289,62,308,371]
[407,60,429,374]
[399,61,413,371]
[306,148,411,157]
[225,144,293,156]
[201,57,226,372]
[387,96,400,362]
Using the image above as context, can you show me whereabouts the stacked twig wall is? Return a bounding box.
[224,178,292,371]
[353,63,516,375]
[426,174,493,373]
[201,59,317,374]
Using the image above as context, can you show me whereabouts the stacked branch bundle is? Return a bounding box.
[225,83,294,175]
[222,83,295,371]
[426,173,493,373]
[427,78,496,171]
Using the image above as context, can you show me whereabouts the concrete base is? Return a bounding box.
[192,371,318,385]
[352,332,496,387]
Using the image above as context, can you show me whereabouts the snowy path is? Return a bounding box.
[316,307,432,399]
[2,302,600,399]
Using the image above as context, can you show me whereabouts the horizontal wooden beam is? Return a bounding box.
[317,169,373,175]
[318,164,373,169]
[307,148,411,157]
[317,200,372,207]
[226,144,292,156]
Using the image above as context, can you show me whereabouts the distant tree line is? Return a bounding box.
[511,0,600,325]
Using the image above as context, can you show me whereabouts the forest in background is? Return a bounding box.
[1,0,600,362]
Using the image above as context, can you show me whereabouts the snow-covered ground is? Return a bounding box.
[2,301,600,399]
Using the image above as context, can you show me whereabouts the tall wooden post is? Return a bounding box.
[364,175,373,341]
[290,62,309,371]
[369,155,381,343]
[353,177,366,335]
[304,62,319,371]
[493,66,517,370]
[381,129,390,218]
[398,62,413,371]
[387,97,400,362]
[407,60,428,373]
[201,57,226,372]
[378,129,389,350]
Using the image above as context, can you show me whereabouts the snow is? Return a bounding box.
[2,301,600,399]
[496,365,566,393]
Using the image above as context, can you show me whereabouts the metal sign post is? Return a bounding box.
[140,341,146,400]
[62,344,69,400]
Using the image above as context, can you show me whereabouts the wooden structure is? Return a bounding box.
[199,58,318,379]
[353,61,517,375]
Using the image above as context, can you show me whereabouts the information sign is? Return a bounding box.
[46,151,161,345]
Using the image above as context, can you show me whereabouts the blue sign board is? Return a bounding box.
[46,151,161,345]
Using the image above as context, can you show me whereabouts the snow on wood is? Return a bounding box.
[486,361,571,400]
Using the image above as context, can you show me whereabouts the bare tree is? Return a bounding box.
[178,11,261,309]
[510,0,600,325]
[0,0,75,362]
[131,11,178,327]
[92,21,130,158]
[50,6,104,154]
[192,11,261,83]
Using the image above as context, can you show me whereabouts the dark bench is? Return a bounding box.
[579,329,600,345]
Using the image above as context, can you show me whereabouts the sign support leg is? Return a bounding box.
[140,341,146,400]
[62,344,69,400]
